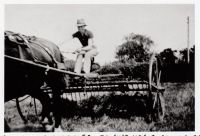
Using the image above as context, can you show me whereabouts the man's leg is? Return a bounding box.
[74,54,83,74]
[83,48,98,74]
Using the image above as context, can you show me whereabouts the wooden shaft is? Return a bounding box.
[5,55,84,77]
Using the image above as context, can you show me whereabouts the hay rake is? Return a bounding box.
[5,53,165,124]
[63,76,150,101]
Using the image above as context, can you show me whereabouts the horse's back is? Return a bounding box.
[30,37,63,62]
[5,31,63,63]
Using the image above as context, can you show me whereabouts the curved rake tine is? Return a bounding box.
[91,88,94,97]
[86,91,88,99]
[75,93,77,101]
[79,92,81,101]
[70,93,74,101]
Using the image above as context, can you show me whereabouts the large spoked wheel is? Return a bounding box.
[149,53,165,122]
[16,95,43,124]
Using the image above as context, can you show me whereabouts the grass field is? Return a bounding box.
[4,82,194,132]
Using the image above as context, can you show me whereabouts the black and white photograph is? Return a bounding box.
[2,1,198,134]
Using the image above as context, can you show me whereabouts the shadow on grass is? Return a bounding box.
[60,92,153,122]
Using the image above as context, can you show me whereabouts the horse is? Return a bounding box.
[4,31,68,131]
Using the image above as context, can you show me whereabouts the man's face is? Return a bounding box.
[78,25,86,33]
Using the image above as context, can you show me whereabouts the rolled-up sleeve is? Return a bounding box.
[72,32,78,38]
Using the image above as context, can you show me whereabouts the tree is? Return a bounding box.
[190,45,195,64]
[115,33,154,62]
[179,45,195,64]
[159,48,177,66]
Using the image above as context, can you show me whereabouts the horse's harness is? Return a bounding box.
[5,32,66,71]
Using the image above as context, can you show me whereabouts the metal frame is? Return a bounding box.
[5,53,165,123]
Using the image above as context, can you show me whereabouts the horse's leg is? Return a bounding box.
[51,87,62,131]
[31,91,53,125]
[46,70,67,132]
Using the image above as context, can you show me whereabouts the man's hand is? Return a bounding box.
[73,49,86,55]
[78,50,86,55]
[73,48,81,53]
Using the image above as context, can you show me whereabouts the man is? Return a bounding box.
[72,19,98,74]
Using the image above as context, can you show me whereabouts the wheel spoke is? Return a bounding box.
[34,98,38,116]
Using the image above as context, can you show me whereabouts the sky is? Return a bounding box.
[5,4,194,65]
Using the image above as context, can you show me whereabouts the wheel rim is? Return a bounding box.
[149,53,165,121]
[16,95,43,123]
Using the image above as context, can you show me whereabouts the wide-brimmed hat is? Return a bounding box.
[77,19,87,27]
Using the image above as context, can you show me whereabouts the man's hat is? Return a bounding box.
[77,19,87,27]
